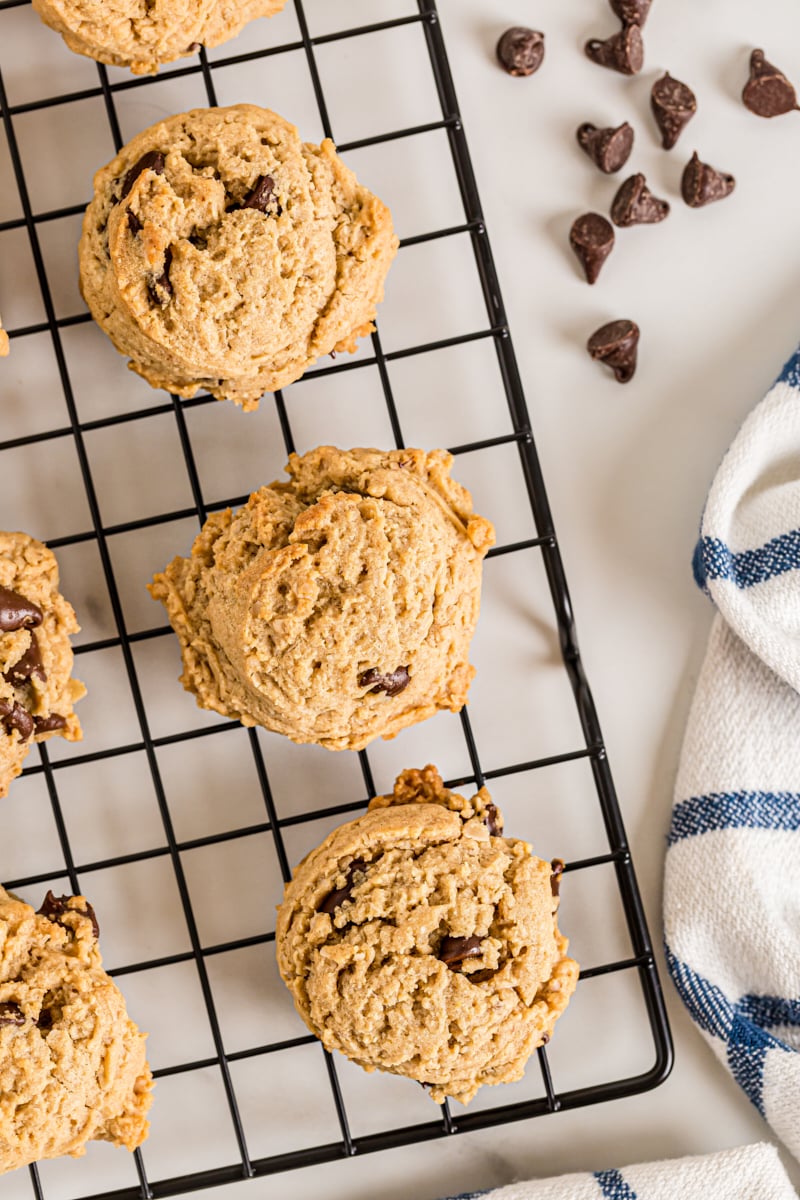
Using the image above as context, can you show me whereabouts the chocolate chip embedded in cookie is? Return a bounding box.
[0,532,86,799]
[149,448,495,751]
[276,766,578,1105]
[79,105,399,411]
[0,885,152,1171]
[30,0,287,75]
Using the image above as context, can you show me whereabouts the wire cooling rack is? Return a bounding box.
[0,1,672,1196]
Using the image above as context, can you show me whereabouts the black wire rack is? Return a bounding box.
[0,1,673,1195]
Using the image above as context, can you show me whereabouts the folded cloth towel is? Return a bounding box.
[664,345,800,1160]
[445,1143,796,1199]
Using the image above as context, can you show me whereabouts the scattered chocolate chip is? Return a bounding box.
[0,1002,25,1027]
[585,24,643,75]
[38,891,100,940]
[484,802,501,837]
[319,858,367,915]
[550,858,565,897]
[0,700,33,741]
[681,152,735,208]
[357,666,411,697]
[576,121,634,174]
[147,247,173,307]
[651,73,697,150]
[126,209,142,235]
[569,213,615,285]
[0,585,43,633]
[587,320,640,383]
[610,0,652,25]
[242,174,277,213]
[34,713,67,734]
[610,173,669,227]
[3,633,46,688]
[438,935,484,970]
[743,49,799,118]
[120,150,165,201]
[496,27,545,77]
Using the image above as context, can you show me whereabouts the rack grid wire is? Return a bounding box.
[0,1,673,1196]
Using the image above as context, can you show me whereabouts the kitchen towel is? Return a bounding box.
[664,345,800,1159]
[445,1142,796,1199]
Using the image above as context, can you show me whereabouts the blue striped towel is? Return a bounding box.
[664,344,800,1160]
[443,1143,795,1198]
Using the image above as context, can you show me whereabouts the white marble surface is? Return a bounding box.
[0,0,799,1196]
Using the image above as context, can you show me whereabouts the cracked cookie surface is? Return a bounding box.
[276,766,578,1105]
[79,105,398,409]
[31,0,286,75]
[150,448,495,750]
[0,885,152,1172]
[0,532,85,799]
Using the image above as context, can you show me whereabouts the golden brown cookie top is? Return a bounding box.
[31,0,286,74]
[0,885,152,1171]
[151,447,495,750]
[277,767,578,1105]
[79,106,398,407]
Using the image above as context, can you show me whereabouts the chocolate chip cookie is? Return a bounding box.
[0,533,85,799]
[150,447,495,751]
[31,0,286,75]
[276,766,578,1105]
[79,105,398,410]
[0,885,152,1172]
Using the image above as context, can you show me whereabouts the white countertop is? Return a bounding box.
[1,0,800,1196]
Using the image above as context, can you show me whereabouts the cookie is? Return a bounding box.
[276,766,578,1105]
[0,886,152,1172]
[31,0,287,75]
[79,105,398,410]
[150,448,495,750]
[0,533,85,799]
[0,316,8,358]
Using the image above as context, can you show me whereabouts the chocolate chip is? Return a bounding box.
[496,27,545,77]
[588,320,640,383]
[0,585,43,633]
[127,209,142,235]
[540,1031,550,1045]
[569,213,615,285]
[120,150,165,201]
[242,174,278,213]
[147,247,173,307]
[484,802,501,837]
[357,666,411,697]
[34,713,67,734]
[609,0,652,25]
[438,935,484,970]
[585,24,643,75]
[38,891,100,940]
[743,49,799,118]
[0,700,34,741]
[610,174,669,227]
[576,121,634,174]
[681,152,735,208]
[3,633,46,688]
[36,1009,53,1031]
[0,1002,25,1027]
[550,858,565,897]
[186,42,202,53]
[651,73,697,149]
[319,858,367,915]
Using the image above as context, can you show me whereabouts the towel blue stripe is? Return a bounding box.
[665,946,792,1116]
[668,791,800,845]
[594,1169,637,1199]
[738,995,800,1030]
[693,529,800,590]
[777,345,800,387]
